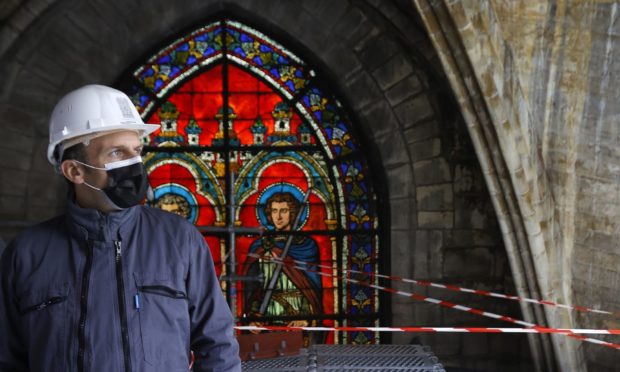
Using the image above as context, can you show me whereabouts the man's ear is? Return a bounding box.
[60,160,85,184]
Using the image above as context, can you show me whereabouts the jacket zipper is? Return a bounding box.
[20,296,67,315]
[77,240,93,372]
[115,240,132,372]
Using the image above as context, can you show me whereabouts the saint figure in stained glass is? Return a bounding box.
[242,191,322,320]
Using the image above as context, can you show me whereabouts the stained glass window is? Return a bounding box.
[123,19,380,344]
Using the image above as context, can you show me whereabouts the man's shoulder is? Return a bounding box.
[10,216,66,244]
[3,215,66,259]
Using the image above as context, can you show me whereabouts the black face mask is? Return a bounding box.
[78,156,148,210]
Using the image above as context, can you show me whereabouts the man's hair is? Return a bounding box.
[264,192,301,225]
[61,143,88,163]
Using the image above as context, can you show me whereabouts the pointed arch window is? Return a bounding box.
[122,19,381,344]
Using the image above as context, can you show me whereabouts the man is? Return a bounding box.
[0,85,240,372]
[242,192,322,324]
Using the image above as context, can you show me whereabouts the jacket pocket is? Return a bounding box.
[134,273,190,367]
[17,284,70,371]
[19,295,67,315]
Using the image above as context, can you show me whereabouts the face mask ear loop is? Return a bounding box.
[73,160,107,171]
[82,181,103,192]
[72,160,105,191]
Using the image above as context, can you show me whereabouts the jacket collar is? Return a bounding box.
[66,200,139,241]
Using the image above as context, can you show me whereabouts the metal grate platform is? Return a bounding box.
[242,344,445,371]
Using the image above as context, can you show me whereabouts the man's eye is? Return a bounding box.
[110,150,123,158]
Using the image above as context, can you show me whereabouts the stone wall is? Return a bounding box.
[415,0,620,370]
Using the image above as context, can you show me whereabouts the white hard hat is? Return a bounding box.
[47,84,159,166]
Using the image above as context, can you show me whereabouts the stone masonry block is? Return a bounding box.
[375,130,409,167]
[416,183,453,211]
[31,138,54,172]
[27,169,64,203]
[390,333,414,345]
[7,3,36,33]
[294,15,333,55]
[385,74,424,106]
[11,70,60,112]
[391,309,415,327]
[358,34,399,72]
[302,0,348,25]
[432,333,462,356]
[27,191,67,222]
[0,147,30,170]
[574,246,620,274]
[351,24,380,54]
[409,137,441,161]
[403,119,441,142]
[386,164,413,199]
[454,198,490,229]
[412,242,429,280]
[445,229,498,248]
[25,51,68,87]
[320,42,362,83]
[0,128,35,154]
[39,19,92,63]
[413,158,451,185]
[0,106,38,136]
[331,6,375,48]
[393,93,434,128]
[410,303,442,325]
[415,229,443,275]
[371,54,414,91]
[390,229,413,278]
[417,211,453,229]
[0,0,21,19]
[0,26,19,57]
[94,0,140,21]
[0,193,26,216]
[0,169,29,197]
[461,333,490,356]
[358,101,400,139]
[343,71,381,111]
[67,2,113,43]
[443,247,494,279]
[389,197,412,231]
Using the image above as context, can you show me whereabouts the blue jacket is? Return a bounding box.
[0,202,240,372]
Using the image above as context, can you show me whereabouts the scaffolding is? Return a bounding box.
[242,344,445,371]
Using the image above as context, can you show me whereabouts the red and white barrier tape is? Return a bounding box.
[248,254,620,350]
[235,326,620,350]
[235,325,620,336]
[247,253,619,318]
